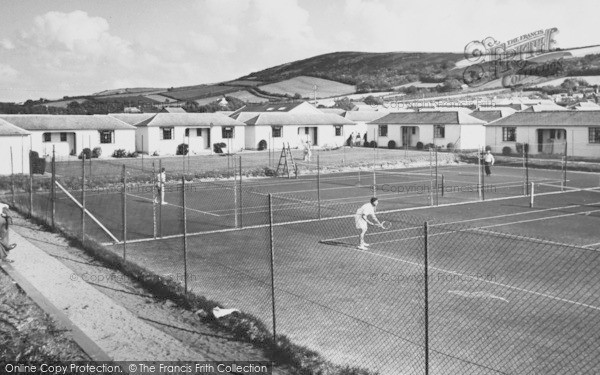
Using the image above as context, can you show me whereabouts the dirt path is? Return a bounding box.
[6,213,292,373]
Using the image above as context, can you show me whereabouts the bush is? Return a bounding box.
[369,141,377,148]
[176,143,189,156]
[502,146,512,156]
[363,142,371,148]
[127,151,138,158]
[388,140,396,149]
[29,151,46,174]
[152,151,160,156]
[424,143,435,150]
[258,140,267,151]
[78,148,92,160]
[213,142,227,153]
[515,143,523,154]
[447,142,455,151]
[112,149,127,158]
[416,142,424,150]
[92,147,102,158]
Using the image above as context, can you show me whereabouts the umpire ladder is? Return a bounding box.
[275,143,296,178]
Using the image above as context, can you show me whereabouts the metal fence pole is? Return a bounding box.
[441,174,444,198]
[81,154,86,244]
[182,176,188,295]
[10,146,15,207]
[522,146,527,196]
[481,153,486,201]
[28,152,33,218]
[51,147,56,228]
[234,157,238,228]
[562,140,568,190]
[530,182,535,208]
[268,193,277,344]
[477,147,482,200]
[159,158,163,238]
[141,135,144,171]
[317,154,321,220]
[122,165,127,260]
[239,156,243,228]
[152,162,157,239]
[424,221,430,375]
[525,143,530,195]
[435,146,439,205]
[429,148,434,206]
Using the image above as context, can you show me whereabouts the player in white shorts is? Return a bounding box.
[355,197,381,250]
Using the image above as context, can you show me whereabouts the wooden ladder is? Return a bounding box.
[275,143,296,178]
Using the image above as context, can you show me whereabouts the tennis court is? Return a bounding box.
[10,161,600,373]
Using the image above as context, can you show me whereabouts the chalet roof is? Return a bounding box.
[369,111,486,125]
[139,113,245,127]
[0,115,136,131]
[487,111,600,126]
[244,113,353,126]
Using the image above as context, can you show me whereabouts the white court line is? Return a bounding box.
[584,241,600,248]
[337,236,600,312]
[127,192,221,217]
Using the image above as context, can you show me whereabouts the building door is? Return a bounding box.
[312,127,318,146]
[537,129,543,153]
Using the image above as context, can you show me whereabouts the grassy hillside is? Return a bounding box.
[258,76,355,98]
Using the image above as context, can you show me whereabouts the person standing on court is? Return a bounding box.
[483,149,495,176]
[155,167,167,205]
[355,197,381,250]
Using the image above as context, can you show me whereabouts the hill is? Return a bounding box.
[258,76,355,98]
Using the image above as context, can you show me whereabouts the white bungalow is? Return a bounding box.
[486,111,600,158]
[0,118,30,175]
[0,115,136,158]
[135,113,245,155]
[368,111,487,150]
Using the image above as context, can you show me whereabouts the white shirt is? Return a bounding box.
[157,172,166,184]
[355,203,375,220]
[484,153,495,164]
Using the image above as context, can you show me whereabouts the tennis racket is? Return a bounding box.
[378,221,391,229]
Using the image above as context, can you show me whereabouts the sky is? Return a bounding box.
[0,0,598,102]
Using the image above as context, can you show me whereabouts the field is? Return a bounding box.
[258,76,356,98]
[161,85,242,101]
[532,75,600,87]
[8,151,600,374]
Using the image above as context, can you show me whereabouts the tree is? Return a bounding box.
[363,95,383,105]
[333,97,354,111]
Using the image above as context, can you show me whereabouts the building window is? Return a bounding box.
[305,127,309,135]
[43,133,51,142]
[412,127,416,135]
[185,128,189,137]
[161,127,173,140]
[502,127,517,142]
[378,125,388,137]
[99,130,114,144]
[589,127,600,143]
[335,125,342,136]
[434,125,445,138]
[196,129,202,136]
[272,126,282,138]
[222,126,234,139]
[60,132,67,142]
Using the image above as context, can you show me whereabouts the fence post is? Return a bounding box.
[429,148,434,206]
[10,146,15,207]
[268,194,277,344]
[81,154,86,244]
[234,157,238,228]
[317,154,321,219]
[441,174,444,198]
[481,154,485,201]
[562,140,568,190]
[152,162,157,239]
[159,158,163,238]
[122,165,127,260]
[477,147,482,200]
[51,147,56,228]
[525,143,529,195]
[28,152,33,218]
[239,156,243,228]
[424,221,430,375]
[522,145,527,196]
[435,147,439,205]
[530,182,535,208]
[141,135,144,171]
[182,176,188,295]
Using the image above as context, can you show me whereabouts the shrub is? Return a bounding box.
[363,142,371,148]
[78,148,92,160]
[388,140,396,149]
[424,143,435,150]
[29,151,46,174]
[485,145,492,152]
[416,141,424,150]
[370,141,377,148]
[92,147,102,158]
[112,149,127,158]
[258,140,267,151]
[447,142,455,151]
[127,151,138,158]
[502,146,512,156]
[515,143,523,154]
[152,151,160,156]
[213,142,227,153]
[176,143,189,155]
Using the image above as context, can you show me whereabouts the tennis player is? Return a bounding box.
[355,197,381,250]
[155,167,167,205]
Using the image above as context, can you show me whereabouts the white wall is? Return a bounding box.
[248,125,348,150]
[146,126,245,156]
[32,129,135,158]
[0,136,30,175]
[459,125,486,150]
